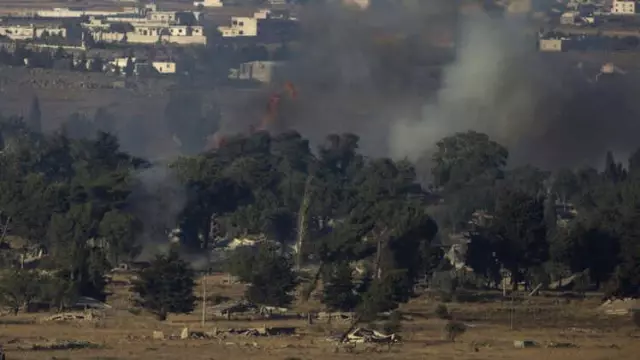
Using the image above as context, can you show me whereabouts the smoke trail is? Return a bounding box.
[129,164,186,261]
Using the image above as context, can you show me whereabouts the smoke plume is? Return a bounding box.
[267,1,640,171]
[129,164,186,261]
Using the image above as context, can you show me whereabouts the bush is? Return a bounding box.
[443,321,466,342]
[382,311,402,334]
[435,304,451,320]
[633,310,640,328]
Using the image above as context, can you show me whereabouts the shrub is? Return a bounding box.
[382,311,402,334]
[633,309,640,328]
[443,321,466,342]
[435,304,451,320]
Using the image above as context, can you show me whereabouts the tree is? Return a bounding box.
[132,250,196,321]
[27,96,42,133]
[124,56,134,77]
[431,131,508,191]
[230,244,297,307]
[322,262,360,312]
[99,210,141,266]
[490,189,548,289]
[0,269,41,315]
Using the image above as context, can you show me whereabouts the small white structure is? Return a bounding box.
[37,7,129,18]
[194,0,224,7]
[152,61,177,74]
[218,16,258,37]
[0,24,67,40]
[561,11,578,25]
[611,0,637,15]
[231,61,286,83]
[539,38,566,52]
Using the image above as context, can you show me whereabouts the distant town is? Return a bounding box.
[0,0,306,79]
[540,0,640,53]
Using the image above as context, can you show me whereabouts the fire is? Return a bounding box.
[258,81,297,131]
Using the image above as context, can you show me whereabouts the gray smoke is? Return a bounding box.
[273,1,640,171]
[390,11,535,161]
[130,164,186,261]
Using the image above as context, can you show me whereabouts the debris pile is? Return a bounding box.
[599,298,640,315]
[317,312,355,322]
[210,300,289,319]
[42,311,100,322]
[334,328,399,344]
[151,326,296,340]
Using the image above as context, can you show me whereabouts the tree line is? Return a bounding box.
[0,111,637,319]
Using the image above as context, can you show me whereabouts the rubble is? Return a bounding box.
[210,300,289,319]
[599,298,640,315]
[152,326,296,341]
[335,328,399,345]
[317,311,355,322]
[42,311,100,322]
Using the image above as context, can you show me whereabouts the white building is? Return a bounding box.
[230,61,286,83]
[152,61,177,74]
[561,11,578,25]
[218,16,258,37]
[611,0,637,15]
[0,23,67,40]
[194,0,223,7]
[36,7,132,18]
[539,38,566,52]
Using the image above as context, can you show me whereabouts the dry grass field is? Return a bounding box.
[0,273,638,360]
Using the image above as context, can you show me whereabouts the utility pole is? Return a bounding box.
[201,271,206,328]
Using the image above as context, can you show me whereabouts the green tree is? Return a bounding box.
[0,269,41,315]
[321,262,360,312]
[99,210,141,265]
[490,189,548,289]
[431,131,508,191]
[124,56,134,77]
[231,244,297,307]
[132,250,196,320]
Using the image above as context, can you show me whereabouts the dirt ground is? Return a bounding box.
[0,273,638,360]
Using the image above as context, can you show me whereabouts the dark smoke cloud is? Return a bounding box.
[253,1,640,172]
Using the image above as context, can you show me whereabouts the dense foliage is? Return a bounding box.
[0,112,637,317]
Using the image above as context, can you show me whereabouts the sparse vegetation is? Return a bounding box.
[435,304,451,320]
[443,321,467,342]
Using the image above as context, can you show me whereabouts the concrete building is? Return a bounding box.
[36,7,133,18]
[230,61,286,83]
[0,20,68,40]
[218,9,297,38]
[218,16,258,37]
[539,38,566,52]
[611,0,637,15]
[194,0,224,7]
[152,61,177,74]
[561,11,578,25]
[148,11,178,23]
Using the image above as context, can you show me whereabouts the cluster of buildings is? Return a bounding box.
[541,0,640,52]
[0,3,207,46]
[217,8,298,38]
